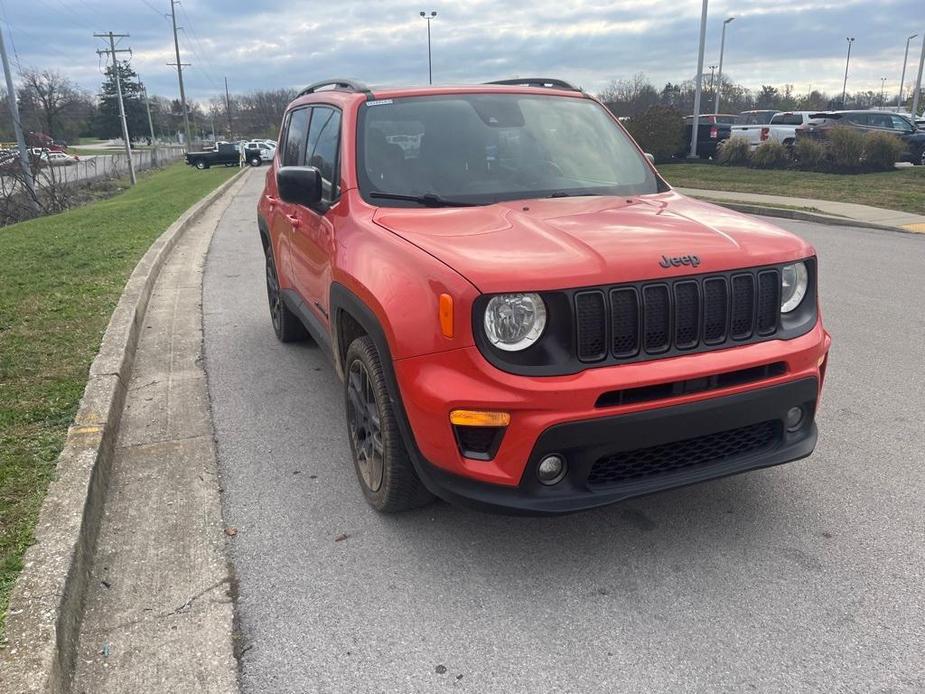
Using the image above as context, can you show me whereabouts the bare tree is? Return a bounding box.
[17,69,92,144]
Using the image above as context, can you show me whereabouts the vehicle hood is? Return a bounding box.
[371,191,814,294]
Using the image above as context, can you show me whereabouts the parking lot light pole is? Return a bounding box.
[913,35,925,118]
[880,77,887,106]
[419,11,436,85]
[898,34,918,109]
[688,0,709,159]
[841,37,855,108]
[714,16,735,114]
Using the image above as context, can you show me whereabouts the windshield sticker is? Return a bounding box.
[367,99,394,107]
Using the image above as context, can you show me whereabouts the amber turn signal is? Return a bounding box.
[449,410,511,427]
[439,293,454,338]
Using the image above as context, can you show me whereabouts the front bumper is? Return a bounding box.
[413,377,818,515]
[392,322,829,514]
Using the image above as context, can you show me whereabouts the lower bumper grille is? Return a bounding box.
[587,420,781,487]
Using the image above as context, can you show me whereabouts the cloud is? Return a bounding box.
[1,0,921,105]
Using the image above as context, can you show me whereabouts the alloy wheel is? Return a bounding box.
[265,253,282,334]
[346,360,384,492]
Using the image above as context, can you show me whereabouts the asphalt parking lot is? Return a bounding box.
[202,172,925,693]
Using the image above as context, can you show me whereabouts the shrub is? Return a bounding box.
[716,136,751,166]
[793,138,828,171]
[749,141,791,169]
[862,131,905,171]
[622,105,684,163]
[827,126,865,172]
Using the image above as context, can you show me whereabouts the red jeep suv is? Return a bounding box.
[257,78,830,515]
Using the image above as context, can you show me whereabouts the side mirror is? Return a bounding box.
[644,152,656,165]
[277,166,322,208]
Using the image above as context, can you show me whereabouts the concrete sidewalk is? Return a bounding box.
[676,187,925,233]
[68,172,253,693]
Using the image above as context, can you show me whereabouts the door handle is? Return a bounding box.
[286,214,302,229]
[266,195,278,211]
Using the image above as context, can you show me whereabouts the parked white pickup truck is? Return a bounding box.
[729,111,820,149]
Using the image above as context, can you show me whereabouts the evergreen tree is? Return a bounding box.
[94,61,147,141]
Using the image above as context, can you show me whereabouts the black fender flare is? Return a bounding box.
[329,282,443,496]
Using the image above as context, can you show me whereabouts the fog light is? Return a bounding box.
[537,454,567,485]
[785,406,805,432]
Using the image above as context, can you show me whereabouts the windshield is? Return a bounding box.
[357,93,661,206]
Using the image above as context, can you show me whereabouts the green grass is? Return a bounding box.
[0,163,237,635]
[658,163,925,216]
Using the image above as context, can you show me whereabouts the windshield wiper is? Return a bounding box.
[546,191,605,199]
[369,191,479,207]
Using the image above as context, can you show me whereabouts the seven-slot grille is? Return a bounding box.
[575,268,781,362]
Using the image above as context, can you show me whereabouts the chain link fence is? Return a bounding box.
[36,145,187,186]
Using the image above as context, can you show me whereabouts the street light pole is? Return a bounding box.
[880,77,886,106]
[912,35,925,118]
[898,33,918,109]
[714,16,735,114]
[688,0,709,159]
[841,37,855,108]
[419,11,436,85]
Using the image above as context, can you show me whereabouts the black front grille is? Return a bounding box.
[587,420,781,487]
[575,267,781,363]
[575,291,606,361]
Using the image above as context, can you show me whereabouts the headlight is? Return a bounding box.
[483,293,547,351]
[781,261,809,313]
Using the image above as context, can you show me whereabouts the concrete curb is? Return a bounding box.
[692,198,915,234]
[0,168,248,694]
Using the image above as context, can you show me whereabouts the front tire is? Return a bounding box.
[344,336,433,512]
[249,156,261,167]
[195,160,207,170]
[264,247,307,342]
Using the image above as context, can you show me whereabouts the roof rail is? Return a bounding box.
[485,78,582,92]
[297,78,373,99]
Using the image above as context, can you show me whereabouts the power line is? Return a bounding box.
[178,3,221,89]
[137,0,164,17]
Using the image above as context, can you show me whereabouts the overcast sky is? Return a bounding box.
[1,0,922,103]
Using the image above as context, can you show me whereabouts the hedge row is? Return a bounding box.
[716,128,905,173]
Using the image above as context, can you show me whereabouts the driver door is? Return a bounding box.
[289,106,341,325]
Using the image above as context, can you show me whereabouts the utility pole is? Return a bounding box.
[708,64,718,96]
[95,32,136,185]
[898,34,918,109]
[880,77,887,107]
[224,76,232,138]
[0,22,38,210]
[142,84,156,142]
[913,35,925,118]
[714,16,735,114]
[169,0,192,148]
[688,0,709,159]
[841,37,855,108]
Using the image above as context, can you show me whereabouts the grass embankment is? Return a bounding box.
[658,163,925,216]
[0,162,238,634]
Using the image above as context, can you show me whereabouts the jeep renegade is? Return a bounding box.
[257,78,830,514]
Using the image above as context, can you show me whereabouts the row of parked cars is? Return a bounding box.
[684,109,925,165]
[185,139,277,170]
[0,146,80,172]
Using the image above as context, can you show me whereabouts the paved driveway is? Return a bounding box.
[203,173,925,692]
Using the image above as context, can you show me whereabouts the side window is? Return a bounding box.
[868,114,891,129]
[283,108,310,166]
[305,107,342,199]
[846,114,868,126]
[891,115,913,133]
